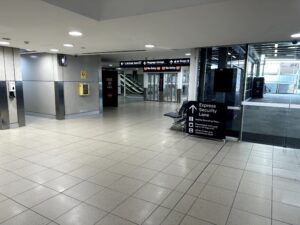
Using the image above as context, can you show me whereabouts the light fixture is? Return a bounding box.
[232,55,237,59]
[274,49,278,53]
[289,46,298,49]
[145,44,155,48]
[30,55,38,59]
[0,41,10,46]
[185,53,191,56]
[63,44,74,48]
[286,54,294,57]
[228,52,232,56]
[50,49,59,52]
[109,64,113,67]
[274,54,278,57]
[291,33,300,38]
[274,44,279,48]
[68,31,83,37]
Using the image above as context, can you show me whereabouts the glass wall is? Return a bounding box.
[198,45,247,138]
[241,42,300,148]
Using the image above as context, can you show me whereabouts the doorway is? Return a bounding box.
[146,73,178,102]
[163,73,178,102]
[146,74,160,101]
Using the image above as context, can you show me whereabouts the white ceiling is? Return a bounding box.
[42,0,228,21]
[0,0,300,57]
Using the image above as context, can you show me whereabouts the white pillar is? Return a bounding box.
[188,48,200,101]
[177,69,183,90]
[144,73,148,88]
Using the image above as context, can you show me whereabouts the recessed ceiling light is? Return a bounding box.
[274,54,278,57]
[145,44,155,48]
[0,41,10,46]
[63,44,74,48]
[274,44,279,48]
[291,33,300,38]
[50,49,59,52]
[274,49,278,53]
[69,31,83,37]
[185,53,191,56]
[289,46,298,49]
[109,64,113,67]
[228,52,232,56]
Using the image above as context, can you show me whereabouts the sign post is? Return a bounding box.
[186,101,227,140]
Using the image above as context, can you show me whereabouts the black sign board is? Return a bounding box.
[168,58,190,66]
[186,101,227,140]
[120,58,190,68]
[102,70,118,107]
[143,66,181,73]
[120,61,144,68]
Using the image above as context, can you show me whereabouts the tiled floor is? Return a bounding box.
[0,102,300,225]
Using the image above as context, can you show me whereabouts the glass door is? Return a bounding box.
[147,74,159,101]
[163,73,178,102]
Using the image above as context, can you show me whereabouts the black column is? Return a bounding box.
[16,81,25,127]
[159,73,164,102]
[0,81,9,129]
[218,47,229,69]
[55,81,65,120]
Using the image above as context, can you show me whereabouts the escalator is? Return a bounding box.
[119,74,144,94]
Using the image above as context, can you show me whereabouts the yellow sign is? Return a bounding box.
[80,70,87,80]
[78,83,90,96]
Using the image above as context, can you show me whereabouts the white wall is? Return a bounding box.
[21,54,56,116]
[21,53,101,117]
[61,55,100,116]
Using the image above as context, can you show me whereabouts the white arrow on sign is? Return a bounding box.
[189,105,197,114]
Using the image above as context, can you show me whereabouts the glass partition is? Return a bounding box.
[198,45,247,138]
[242,42,300,148]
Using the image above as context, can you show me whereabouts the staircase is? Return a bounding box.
[119,74,144,94]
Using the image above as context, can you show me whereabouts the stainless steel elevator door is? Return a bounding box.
[163,73,178,102]
[147,74,160,101]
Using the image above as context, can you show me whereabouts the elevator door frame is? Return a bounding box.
[147,73,160,101]
[163,73,178,102]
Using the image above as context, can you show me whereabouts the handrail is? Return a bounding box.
[120,77,143,94]
[120,74,144,92]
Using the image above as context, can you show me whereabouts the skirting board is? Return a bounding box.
[26,112,56,119]
[65,111,100,119]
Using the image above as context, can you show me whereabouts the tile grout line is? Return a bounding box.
[0,137,201,225]
[223,143,254,225]
[152,140,227,225]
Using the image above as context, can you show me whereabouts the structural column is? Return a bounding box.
[0,47,25,129]
[188,48,200,101]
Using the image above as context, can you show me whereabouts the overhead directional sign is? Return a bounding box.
[120,61,144,68]
[186,101,227,140]
[143,66,181,72]
[120,58,190,68]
